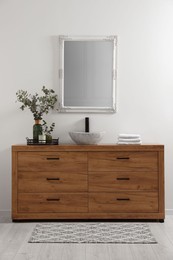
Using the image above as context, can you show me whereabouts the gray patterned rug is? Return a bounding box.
[28,223,157,244]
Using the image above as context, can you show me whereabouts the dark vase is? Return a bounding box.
[33,119,42,141]
[46,134,52,143]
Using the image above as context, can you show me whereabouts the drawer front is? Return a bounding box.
[88,152,158,172]
[18,152,87,172]
[18,172,88,192]
[18,193,88,213]
[89,172,158,192]
[89,192,158,213]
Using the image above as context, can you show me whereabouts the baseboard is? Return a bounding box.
[0,210,11,222]
[165,209,173,215]
[0,210,10,216]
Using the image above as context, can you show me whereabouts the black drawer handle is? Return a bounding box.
[116,157,130,160]
[117,198,130,201]
[46,178,60,181]
[46,198,60,201]
[116,177,130,181]
[46,157,60,160]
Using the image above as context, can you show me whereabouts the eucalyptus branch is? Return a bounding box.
[42,120,55,135]
[16,86,58,120]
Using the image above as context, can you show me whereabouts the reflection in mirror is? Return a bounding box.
[59,36,117,113]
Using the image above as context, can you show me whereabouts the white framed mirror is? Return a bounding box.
[58,35,117,113]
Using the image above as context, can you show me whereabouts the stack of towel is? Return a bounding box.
[117,134,142,144]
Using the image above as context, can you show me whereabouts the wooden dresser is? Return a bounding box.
[12,144,164,221]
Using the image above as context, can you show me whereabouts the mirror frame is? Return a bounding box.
[58,35,117,113]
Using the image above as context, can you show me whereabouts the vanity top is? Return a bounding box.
[12,144,164,152]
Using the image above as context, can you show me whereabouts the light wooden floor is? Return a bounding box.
[1,216,173,260]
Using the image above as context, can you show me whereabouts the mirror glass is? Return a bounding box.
[59,36,117,113]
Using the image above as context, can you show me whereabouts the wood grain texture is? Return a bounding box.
[89,171,158,192]
[2,216,173,260]
[12,150,18,217]
[18,171,88,192]
[18,193,88,213]
[18,151,87,172]
[158,150,165,216]
[89,192,159,213]
[12,144,164,152]
[88,151,158,172]
[12,212,164,220]
[12,144,164,220]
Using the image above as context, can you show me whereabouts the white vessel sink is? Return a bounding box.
[69,131,105,145]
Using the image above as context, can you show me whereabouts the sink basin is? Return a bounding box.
[69,131,105,145]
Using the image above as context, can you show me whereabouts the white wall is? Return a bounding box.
[0,0,173,214]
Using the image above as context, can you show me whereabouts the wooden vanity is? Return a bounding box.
[12,144,164,221]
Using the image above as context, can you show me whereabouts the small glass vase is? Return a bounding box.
[33,119,42,141]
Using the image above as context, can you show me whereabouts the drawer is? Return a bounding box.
[88,152,158,172]
[89,192,158,213]
[18,171,88,192]
[18,193,88,213]
[89,172,158,192]
[18,152,87,172]
[18,172,88,193]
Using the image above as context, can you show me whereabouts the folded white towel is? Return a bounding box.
[118,138,141,142]
[118,134,141,139]
[117,141,142,145]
